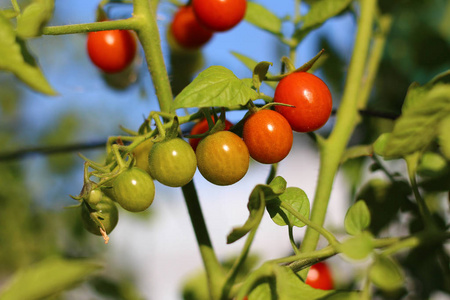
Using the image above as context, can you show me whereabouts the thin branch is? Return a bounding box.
[0,140,106,161]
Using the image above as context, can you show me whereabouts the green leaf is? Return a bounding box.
[268,176,287,195]
[253,61,273,92]
[267,187,310,227]
[245,264,334,300]
[227,180,286,243]
[438,116,450,160]
[384,84,450,158]
[274,265,332,300]
[417,152,448,178]
[344,200,371,236]
[0,257,102,300]
[369,255,404,291]
[341,145,373,164]
[338,232,374,260]
[357,179,410,235]
[244,1,282,35]
[17,0,55,38]
[0,12,56,95]
[232,52,277,89]
[319,292,360,300]
[293,0,352,42]
[373,133,392,158]
[173,66,258,109]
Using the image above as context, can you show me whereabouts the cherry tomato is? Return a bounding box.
[148,138,197,187]
[87,29,137,73]
[112,168,155,212]
[274,72,332,132]
[133,138,154,174]
[305,262,334,290]
[170,6,213,49]
[192,0,247,32]
[189,118,233,151]
[81,196,119,236]
[196,131,249,186]
[243,109,293,164]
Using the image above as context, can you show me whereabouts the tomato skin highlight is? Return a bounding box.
[243,109,293,164]
[189,118,233,151]
[87,29,137,73]
[196,131,249,186]
[170,6,213,49]
[192,0,247,32]
[112,168,155,212]
[305,262,334,290]
[148,138,197,187]
[81,196,119,235]
[274,72,332,132]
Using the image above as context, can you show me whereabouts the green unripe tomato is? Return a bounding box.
[133,138,154,173]
[196,131,249,185]
[81,196,119,236]
[148,138,197,187]
[112,167,155,212]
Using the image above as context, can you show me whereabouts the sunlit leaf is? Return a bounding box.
[384,84,450,158]
[0,12,56,95]
[245,1,282,35]
[17,0,55,38]
[267,187,310,227]
[173,66,258,109]
[0,257,102,300]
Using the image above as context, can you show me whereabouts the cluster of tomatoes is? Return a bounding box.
[80,70,332,240]
[170,0,247,49]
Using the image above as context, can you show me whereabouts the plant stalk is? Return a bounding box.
[299,0,378,257]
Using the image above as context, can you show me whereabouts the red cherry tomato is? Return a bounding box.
[305,262,334,290]
[170,6,214,49]
[192,0,247,32]
[243,109,293,164]
[189,118,233,151]
[274,72,332,132]
[87,29,137,73]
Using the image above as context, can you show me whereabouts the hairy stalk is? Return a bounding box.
[299,0,377,262]
[133,0,173,113]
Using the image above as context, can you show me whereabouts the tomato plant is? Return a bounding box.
[81,196,119,236]
[86,29,137,73]
[192,0,247,32]
[242,109,293,164]
[196,131,249,186]
[274,72,333,132]
[112,167,155,212]
[2,1,450,300]
[189,118,233,151]
[148,138,197,187]
[305,262,334,290]
[170,5,214,49]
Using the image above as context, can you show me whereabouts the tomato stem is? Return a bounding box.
[133,0,174,114]
[299,0,378,272]
[181,180,225,300]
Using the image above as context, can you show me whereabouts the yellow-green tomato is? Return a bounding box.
[196,131,249,185]
[133,138,154,173]
[148,138,197,187]
[112,167,155,212]
[81,196,119,236]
